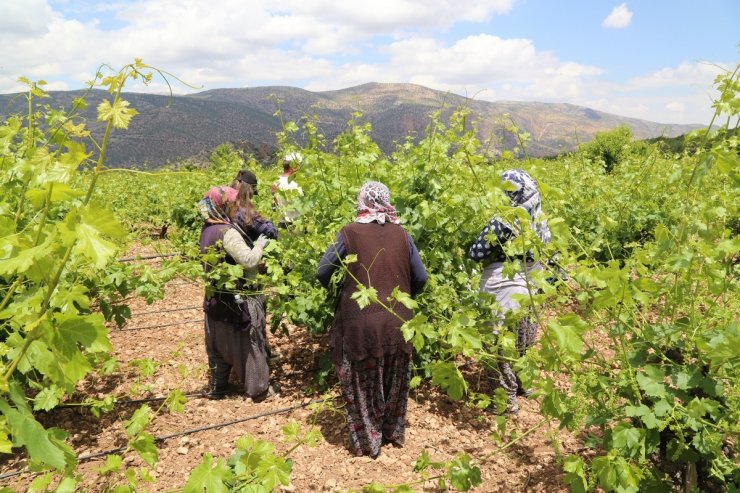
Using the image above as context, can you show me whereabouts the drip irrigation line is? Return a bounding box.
[51,365,322,411]
[166,279,202,287]
[132,305,201,316]
[113,318,202,332]
[153,399,321,442]
[52,364,321,411]
[53,391,208,410]
[0,399,322,481]
[117,253,179,262]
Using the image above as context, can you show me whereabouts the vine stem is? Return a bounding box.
[480,417,549,463]
[3,64,137,388]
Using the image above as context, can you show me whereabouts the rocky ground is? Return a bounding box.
[0,244,582,492]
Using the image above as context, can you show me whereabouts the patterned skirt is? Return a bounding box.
[337,351,411,458]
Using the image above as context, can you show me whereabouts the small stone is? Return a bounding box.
[177,446,189,455]
[179,437,190,445]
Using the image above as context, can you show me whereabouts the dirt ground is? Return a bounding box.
[0,246,582,492]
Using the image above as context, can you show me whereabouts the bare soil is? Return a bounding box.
[1,244,583,492]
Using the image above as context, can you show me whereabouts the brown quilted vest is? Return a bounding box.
[330,222,414,364]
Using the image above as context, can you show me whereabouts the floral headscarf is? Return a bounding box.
[501,169,551,243]
[197,186,239,225]
[355,181,401,225]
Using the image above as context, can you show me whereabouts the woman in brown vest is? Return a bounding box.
[317,181,428,458]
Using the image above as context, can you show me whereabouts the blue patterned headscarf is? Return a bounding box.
[501,169,551,244]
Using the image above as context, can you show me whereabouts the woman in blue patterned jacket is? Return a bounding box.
[468,169,551,414]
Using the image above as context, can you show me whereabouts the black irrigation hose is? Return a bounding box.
[113,319,203,332]
[52,391,208,410]
[166,279,202,287]
[0,399,322,481]
[132,305,201,316]
[117,253,179,262]
[53,367,323,410]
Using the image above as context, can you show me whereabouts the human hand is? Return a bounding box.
[255,234,271,249]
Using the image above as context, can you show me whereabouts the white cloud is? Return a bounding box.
[0,0,725,125]
[0,0,56,38]
[602,3,633,29]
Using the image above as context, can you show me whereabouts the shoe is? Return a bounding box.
[485,400,519,416]
[517,387,533,397]
[206,371,230,400]
[206,384,228,400]
[252,383,280,403]
[268,351,284,364]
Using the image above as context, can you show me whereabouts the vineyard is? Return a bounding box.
[0,61,738,492]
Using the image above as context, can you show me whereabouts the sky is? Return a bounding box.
[0,0,737,125]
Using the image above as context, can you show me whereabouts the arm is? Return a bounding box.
[316,232,346,289]
[407,234,428,296]
[252,215,279,240]
[467,218,515,262]
[223,228,264,270]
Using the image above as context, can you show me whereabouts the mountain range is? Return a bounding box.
[0,82,701,168]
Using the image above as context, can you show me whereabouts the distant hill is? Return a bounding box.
[0,83,701,168]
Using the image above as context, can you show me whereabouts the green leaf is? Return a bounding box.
[165,389,187,413]
[96,454,123,475]
[97,98,139,129]
[392,486,414,493]
[131,432,158,466]
[74,205,124,268]
[429,361,468,400]
[51,313,99,355]
[636,366,667,398]
[563,455,587,493]
[401,315,436,352]
[26,183,84,207]
[183,453,232,493]
[389,286,418,310]
[54,477,77,493]
[351,284,378,309]
[282,420,301,442]
[414,450,443,472]
[28,473,53,493]
[448,454,482,491]
[446,316,482,353]
[255,454,292,490]
[33,385,64,411]
[611,423,644,459]
[0,396,67,469]
[50,284,91,313]
[0,241,50,276]
[686,397,720,420]
[125,405,151,437]
[546,314,588,356]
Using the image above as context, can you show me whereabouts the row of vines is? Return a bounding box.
[1,60,738,491]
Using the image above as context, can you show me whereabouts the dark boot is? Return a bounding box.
[206,368,230,400]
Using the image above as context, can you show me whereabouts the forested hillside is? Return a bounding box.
[0,82,700,168]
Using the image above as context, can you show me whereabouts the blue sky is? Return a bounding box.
[0,0,737,124]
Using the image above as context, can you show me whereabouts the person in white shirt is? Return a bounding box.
[271,152,304,227]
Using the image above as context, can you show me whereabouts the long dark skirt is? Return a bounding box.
[204,296,269,398]
[337,351,411,458]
